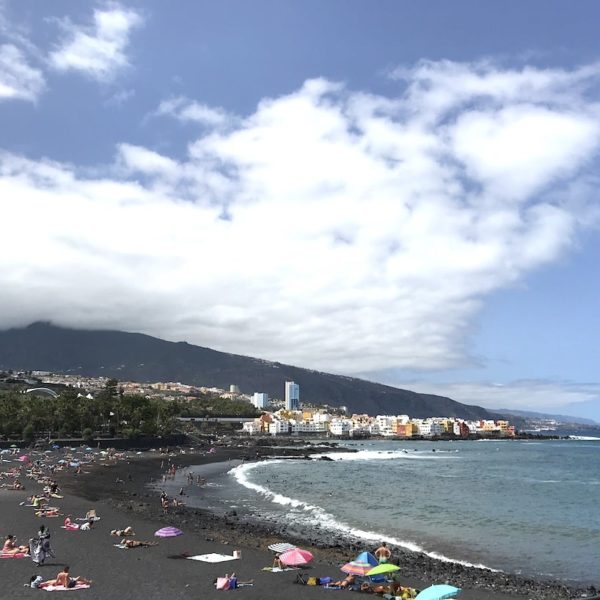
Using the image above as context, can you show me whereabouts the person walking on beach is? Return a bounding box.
[374,542,391,564]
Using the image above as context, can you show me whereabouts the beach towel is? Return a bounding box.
[262,567,298,572]
[215,577,232,590]
[186,553,238,563]
[0,552,28,558]
[113,544,128,549]
[60,525,80,531]
[76,516,100,522]
[40,583,91,591]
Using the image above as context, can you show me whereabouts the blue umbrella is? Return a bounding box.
[354,551,378,566]
[415,584,461,600]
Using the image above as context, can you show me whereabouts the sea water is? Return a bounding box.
[167,439,600,585]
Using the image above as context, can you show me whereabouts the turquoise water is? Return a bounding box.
[174,439,600,585]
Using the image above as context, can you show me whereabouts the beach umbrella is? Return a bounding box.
[280,547,314,566]
[10,444,18,448]
[354,551,378,566]
[154,526,183,538]
[268,542,296,553]
[366,563,400,577]
[415,584,461,600]
[52,444,60,449]
[341,561,375,576]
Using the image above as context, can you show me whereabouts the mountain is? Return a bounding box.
[494,408,597,426]
[0,322,501,420]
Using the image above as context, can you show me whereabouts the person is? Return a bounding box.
[110,526,134,536]
[63,515,78,529]
[273,553,283,569]
[121,539,158,548]
[80,520,91,531]
[374,541,391,563]
[3,534,28,554]
[36,506,60,518]
[54,566,92,588]
[330,574,356,589]
[30,525,54,565]
[28,574,43,588]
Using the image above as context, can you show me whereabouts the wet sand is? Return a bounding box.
[0,444,596,600]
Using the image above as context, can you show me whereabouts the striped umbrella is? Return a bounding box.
[268,543,297,553]
[154,526,183,537]
[341,561,375,576]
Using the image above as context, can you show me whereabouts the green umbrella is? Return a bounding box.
[366,563,400,576]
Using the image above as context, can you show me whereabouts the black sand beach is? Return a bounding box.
[1,442,597,600]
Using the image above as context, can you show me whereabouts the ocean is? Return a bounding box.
[161,439,600,586]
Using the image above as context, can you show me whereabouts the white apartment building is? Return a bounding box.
[329,419,352,436]
[242,421,262,435]
[269,419,290,436]
[252,392,269,409]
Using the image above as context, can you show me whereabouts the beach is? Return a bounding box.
[1,442,596,600]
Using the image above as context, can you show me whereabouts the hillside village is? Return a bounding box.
[7,371,516,440]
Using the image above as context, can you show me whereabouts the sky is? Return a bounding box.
[2,1,600,421]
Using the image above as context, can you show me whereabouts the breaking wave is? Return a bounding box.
[230,459,496,571]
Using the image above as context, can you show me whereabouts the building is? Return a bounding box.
[252,392,269,409]
[284,381,300,411]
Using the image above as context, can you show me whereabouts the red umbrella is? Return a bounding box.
[280,547,314,566]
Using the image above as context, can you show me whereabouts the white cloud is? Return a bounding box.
[391,380,600,414]
[155,96,233,127]
[0,43,45,101]
[49,4,142,80]
[2,61,600,374]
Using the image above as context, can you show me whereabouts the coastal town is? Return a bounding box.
[3,371,515,440]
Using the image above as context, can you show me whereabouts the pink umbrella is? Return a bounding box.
[154,526,183,537]
[18,455,29,462]
[280,547,314,566]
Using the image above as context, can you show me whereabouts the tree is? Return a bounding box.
[22,423,35,443]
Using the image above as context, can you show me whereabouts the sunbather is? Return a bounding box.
[51,566,92,588]
[273,553,283,569]
[330,574,356,589]
[3,534,28,554]
[120,539,158,548]
[111,527,135,536]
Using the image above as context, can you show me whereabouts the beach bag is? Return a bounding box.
[307,577,318,586]
[320,577,332,586]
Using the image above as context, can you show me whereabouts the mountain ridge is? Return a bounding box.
[0,322,503,420]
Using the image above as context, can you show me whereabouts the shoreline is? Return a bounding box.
[54,442,598,599]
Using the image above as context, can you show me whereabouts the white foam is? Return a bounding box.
[230,460,497,572]
[568,436,600,441]
[307,449,455,461]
